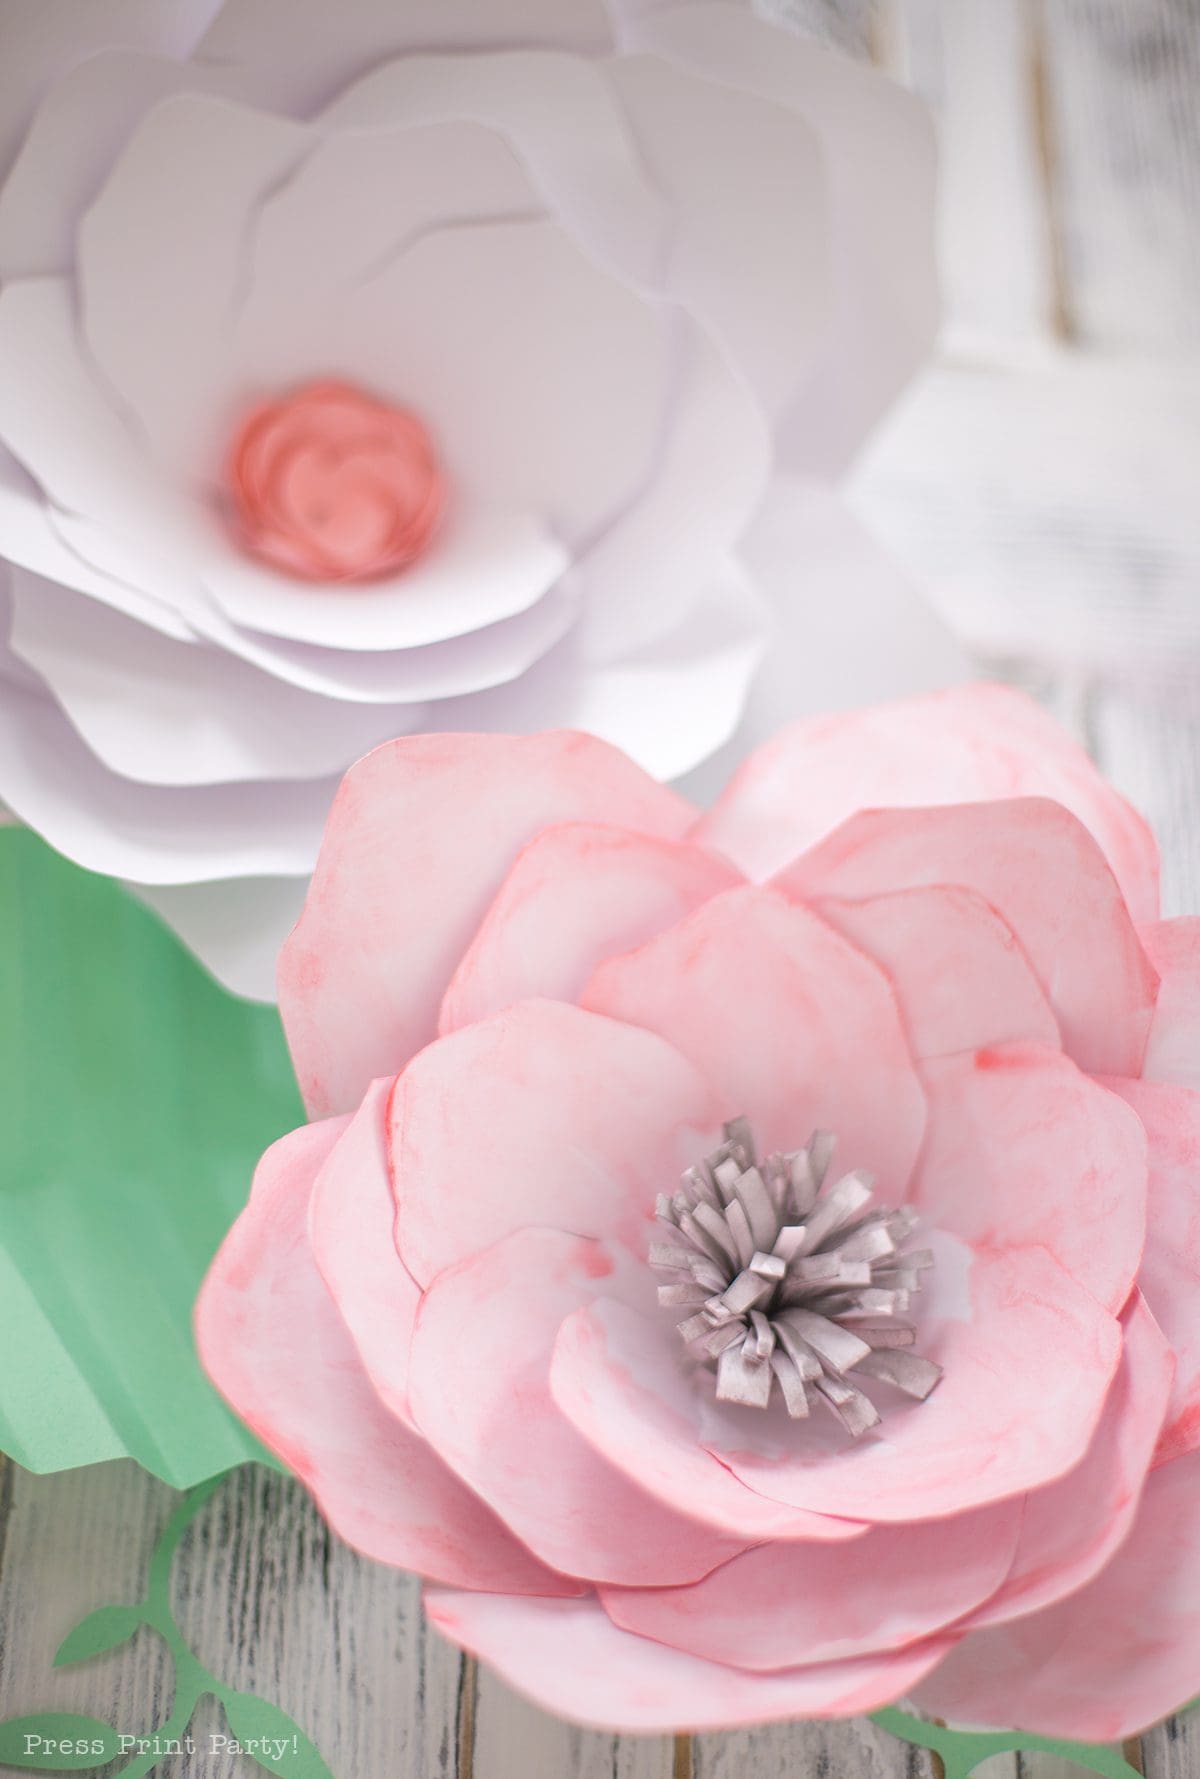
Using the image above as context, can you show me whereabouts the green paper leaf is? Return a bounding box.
[0,1713,124,1770]
[53,1605,144,1668]
[0,830,303,1484]
[220,1694,335,1779]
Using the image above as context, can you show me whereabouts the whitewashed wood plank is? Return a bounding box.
[850,353,1200,672]
[471,1663,675,1779]
[1039,0,1200,351]
[881,0,1059,350]
[0,1461,468,1778]
[690,1715,939,1777]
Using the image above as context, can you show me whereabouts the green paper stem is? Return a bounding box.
[870,1704,1145,1778]
[0,1467,332,1779]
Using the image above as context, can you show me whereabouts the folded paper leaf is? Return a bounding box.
[0,828,301,1483]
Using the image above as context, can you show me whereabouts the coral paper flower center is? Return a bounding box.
[225,379,445,583]
[651,1119,942,1435]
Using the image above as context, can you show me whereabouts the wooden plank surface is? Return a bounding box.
[2,2,1199,1775]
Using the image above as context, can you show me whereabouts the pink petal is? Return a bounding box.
[391,999,720,1287]
[195,1118,575,1595]
[812,885,1059,1059]
[960,1291,1173,1629]
[693,683,1159,923]
[423,1588,955,1734]
[913,1449,1200,1739]
[279,732,695,1116]
[778,798,1158,1078]
[550,1298,868,1545]
[916,1044,1147,1314]
[1102,1077,1200,1464]
[438,822,741,1034]
[580,885,925,1201]
[308,1077,421,1430]
[1140,917,1200,1090]
[408,1227,749,1585]
[600,1498,1021,1671]
[702,1245,1122,1522]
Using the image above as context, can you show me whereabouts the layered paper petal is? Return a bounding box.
[550,1298,868,1545]
[695,683,1160,922]
[407,1227,749,1584]
[581,884,925,1198]
[915,1044,1147,1314]
[959,1292,1173,1629]
[601,1498,1020,1672]
[424,1589,954,1734]
[1103,1078,1200,1463]
[914,1450,1200,1740]
[778,798,1158,1078]
[195,1116,576,1594]
[1140,918,1200,1090]
[279,732,694,1114]
[439,823,741,1034]
[391,999,718,1285]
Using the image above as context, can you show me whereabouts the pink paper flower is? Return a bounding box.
[197,683,1200,1738]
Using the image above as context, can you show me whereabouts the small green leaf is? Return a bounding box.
[53,1605,144,1668]
[219,1693,334,1779]
[0,1713,124,1770]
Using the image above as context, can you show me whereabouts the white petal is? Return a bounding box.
[675,483,971,805]
[193,0,615,114]
[428,556,768,780]
[235,116,541,386]
[321,50,667,287]
[0,0,219,179]
[609,46,829,428]
[575,316,771,660]
[78,92,308,479]
[624,4,938,473]
[190,498,571,651]
[0,681,330,883]
[0,278,212,630]
[339,215,669,540]
[6,568,428,786]
[0,50,222,281]
[126,875,307,1000]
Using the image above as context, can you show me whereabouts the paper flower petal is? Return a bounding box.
[959,1292,1173,1629]
[423,1589,953,1734]
[550,1297,868,1546]
[1140,918,1200,1090]
[778,798,1158,1079]
[196,1114,578,1595]
[695,683,1160,923]
[1102,1077,1200,1464]
[581,884,925,1199]
[600,1497,1021,1671]
[915,1044,1147,1315]
[280,731,693,1115]
[705,1245,1122,1522]
[812,884,1059,1059]
[913,1449,1200,1741]
[439,823,741,1034]
[391,1000,718,1286]
[408,1227,749,1584]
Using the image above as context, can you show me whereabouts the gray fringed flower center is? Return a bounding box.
[651,1118,943,1437]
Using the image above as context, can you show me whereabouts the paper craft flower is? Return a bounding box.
[0,0,954,998]
[198,683,1200,1738]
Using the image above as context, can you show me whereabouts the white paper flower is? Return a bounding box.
[0,0,963,996]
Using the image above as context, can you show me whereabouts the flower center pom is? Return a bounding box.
[651,1119,942,1437]
[225,379,445,583]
